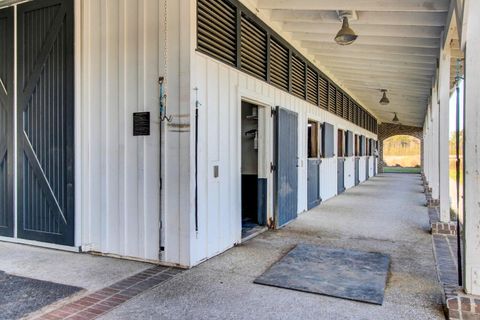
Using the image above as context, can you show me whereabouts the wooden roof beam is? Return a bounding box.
[270,10,448,27]
[304,42,439,57]
[258,0,450,12]
[283,23,443,38]
[294,33,441,48]
[314,51,436,64]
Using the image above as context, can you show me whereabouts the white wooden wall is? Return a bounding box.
[359,157,366,182]
[75,0,191,265]
[74,0,378,267]
[344,158,355,189]
[190,51,377,265]
[369,157,375,177]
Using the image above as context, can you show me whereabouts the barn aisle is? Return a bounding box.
[100,173,444,320]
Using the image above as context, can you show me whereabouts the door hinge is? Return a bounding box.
[160,178,162,190]
[270,162,277,173]
[271,108,277,117]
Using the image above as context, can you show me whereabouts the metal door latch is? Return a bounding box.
[270,162,277,172]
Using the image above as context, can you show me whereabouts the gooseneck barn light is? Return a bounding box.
[334,16,358,45]
[392,112,400,123]
[379,89,390,105]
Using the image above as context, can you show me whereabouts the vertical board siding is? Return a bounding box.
[276,107,298,227]
[0,7,13,237]
[17,0,75,245]
[192,52,377,265]
[359,157,366,182]
[307,159,321,209]
[344,157,355,189]
[79,0,161,260]
[337,159,345,194]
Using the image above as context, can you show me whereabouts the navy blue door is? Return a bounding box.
[17,0,75,245]
[355,158,360,186]
[366,157,370,179]
[337,158,345,194]
[307,159,321,209]
[0,7,14,237]
[275,107,298,228]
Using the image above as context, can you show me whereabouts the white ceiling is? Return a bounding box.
[256,0,450,127]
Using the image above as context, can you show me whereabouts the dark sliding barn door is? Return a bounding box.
[307,159,321,209]
[337,158,345,194]
[17,0,75,245]
[274,107,298,228]
[365,157,370,180]
[355,158,360,186]
[0,7,14,237]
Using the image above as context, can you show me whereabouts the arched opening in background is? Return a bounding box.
[383,135,421,173]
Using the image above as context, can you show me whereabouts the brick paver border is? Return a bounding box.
[35,266,182,320]
[424,175,480,320]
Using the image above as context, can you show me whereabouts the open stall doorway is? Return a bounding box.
[241,102,268,239]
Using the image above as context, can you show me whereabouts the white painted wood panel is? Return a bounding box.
[77,0,161,261]
[190,51,377,265]
[359,157,367,182]
[344,157,355,189]
[76,0,191,265]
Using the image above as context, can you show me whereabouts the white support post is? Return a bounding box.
[439,45,451,222]
[431,79,440,201]
[463,0,480,296]
[422,120,427,177]
[424,107,430,184]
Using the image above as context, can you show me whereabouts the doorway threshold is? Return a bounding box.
[241,226,268,242]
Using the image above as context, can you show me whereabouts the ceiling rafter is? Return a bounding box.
[257,0,450,12]
[270,10,448,27]
[293,33,441,48]
[283,22,443,38]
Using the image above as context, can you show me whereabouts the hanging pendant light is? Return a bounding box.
[334,16,358,45]
[379,89,390,105]
[392,112,399,123]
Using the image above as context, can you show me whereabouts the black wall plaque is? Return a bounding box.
[133,112,150,136]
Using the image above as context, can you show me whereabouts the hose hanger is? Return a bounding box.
[159,77,173,122]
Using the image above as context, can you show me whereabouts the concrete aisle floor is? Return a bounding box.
[101,173,444,320]
[0,242,151,292]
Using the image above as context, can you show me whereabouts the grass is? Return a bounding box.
[383,167,421,174]
[449,158,463,185]
[383,155,420,168]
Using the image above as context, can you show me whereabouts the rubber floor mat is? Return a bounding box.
[254,244,390,305]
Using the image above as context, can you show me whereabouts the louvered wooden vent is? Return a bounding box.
[196,0,378,134]
[241,14,267,80]
[197,0,237,66]
[342,95,348,119]
[354,104,360,126]
[306,66,318,105]
[319,77,328,110]
[336,90,342,117]
[269,37,289,91]
[348,100,354,122]
[291,55,305,99]
[328,84,336,114]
